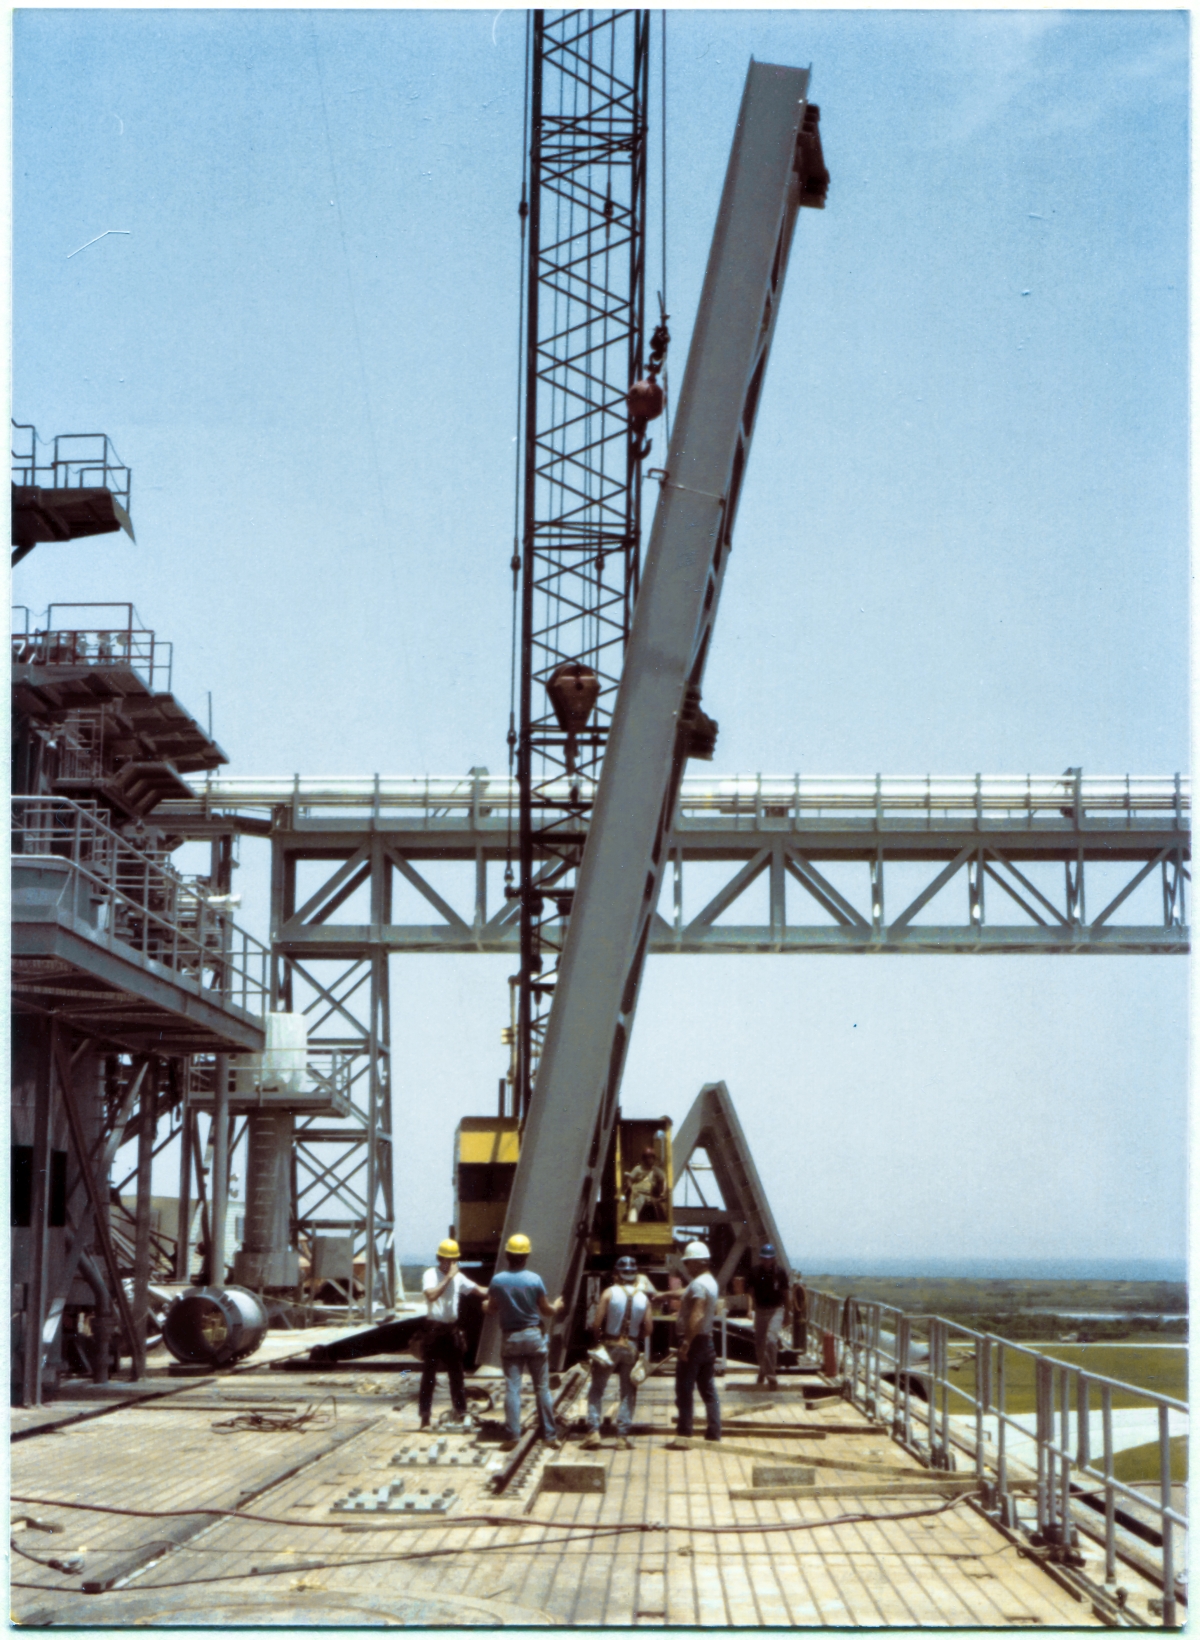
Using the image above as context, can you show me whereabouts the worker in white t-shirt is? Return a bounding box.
[419,1238,487,1430]
[666,1240,721,1447]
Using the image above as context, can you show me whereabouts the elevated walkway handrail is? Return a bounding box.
[173,771,1192,823]
[803,1282,1186,1621]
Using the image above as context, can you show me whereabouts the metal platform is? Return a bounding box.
[12,798,267,1055]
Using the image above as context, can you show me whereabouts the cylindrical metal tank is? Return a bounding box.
[162,1285,269,1367]
[232,1111,300,1289]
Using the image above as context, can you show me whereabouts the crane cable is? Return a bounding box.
[504,10,532,897]
[661,9,670,448]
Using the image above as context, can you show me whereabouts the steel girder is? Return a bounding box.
[495,62,822,1362]
[255,810,1188,958]
[271,835,396,1319]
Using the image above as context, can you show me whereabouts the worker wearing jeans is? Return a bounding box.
[583,1255,652,1450]
[486,1232,565,1447]
[668,1241,721,1446]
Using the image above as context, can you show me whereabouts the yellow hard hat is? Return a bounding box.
[438,1238,460,1259]
[505,1232,532,1256]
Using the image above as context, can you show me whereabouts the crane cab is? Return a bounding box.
[606,1118,674,1249]
[451,1113,673,1268]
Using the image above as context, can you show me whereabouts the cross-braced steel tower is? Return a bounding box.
[514,9,653,1116]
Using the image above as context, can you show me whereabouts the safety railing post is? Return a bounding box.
[974,1335,987,1481]
[1102,1383,1115,1583]
[1035,1353,1051,1539]
[1076,1369,1089,1471]
[894,1313,910,1443]
[996,1340,1009,1519]
[1058,1364,1071,1544]
[1159,1403,1175,1627]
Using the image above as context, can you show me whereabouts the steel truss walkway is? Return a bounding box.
[163,770,1189,956]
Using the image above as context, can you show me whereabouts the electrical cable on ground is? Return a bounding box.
[10,1539,85,1575]
[211,1397,336,1435]
[9,1496,981,1596]
[11,1488,972,1539]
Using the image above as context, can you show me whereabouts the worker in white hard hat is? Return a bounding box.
[582,1254,652,1451]
[419,1238,488,1430]
[485,1233,565,1449]
[666,1240,721,1448]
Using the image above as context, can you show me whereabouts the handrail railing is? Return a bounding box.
[11,422,131,511]
[12,796,267,1017]
[172,771,1192,824]
[803,1283,1186,1624]
[12,603,171,693]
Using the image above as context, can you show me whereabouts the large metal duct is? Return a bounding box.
[231,1113,300,1290]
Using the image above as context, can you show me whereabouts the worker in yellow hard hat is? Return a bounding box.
[485,1232,564,1448]
[419,1237,487,1431]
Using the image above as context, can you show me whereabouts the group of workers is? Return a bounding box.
[419,1232,798,1449]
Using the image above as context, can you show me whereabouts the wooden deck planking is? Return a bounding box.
[10,1364,1113,1627]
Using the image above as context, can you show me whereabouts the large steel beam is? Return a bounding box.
[494,62,822,1362]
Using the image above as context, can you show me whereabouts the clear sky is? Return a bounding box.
[12,8,1189,1275]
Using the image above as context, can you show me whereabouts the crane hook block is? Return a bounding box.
[627,378,665,423]
[546,661,601,735]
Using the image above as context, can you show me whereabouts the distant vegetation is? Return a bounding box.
[947,1343,1187,1413]
[807,1276,1187,1343]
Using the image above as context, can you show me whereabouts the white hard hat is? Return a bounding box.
[682,1241,710,1263]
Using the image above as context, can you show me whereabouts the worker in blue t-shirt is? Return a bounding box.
[485,1233,565,1449]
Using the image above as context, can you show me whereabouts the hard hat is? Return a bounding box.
[682,1241,710,1263]
[615,1255,638,1276]
[506,1232,532,1256]
[438,1238,460,1260]
[759,1243,775,1258]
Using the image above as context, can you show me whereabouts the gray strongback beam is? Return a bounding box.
[492,62,821,1365]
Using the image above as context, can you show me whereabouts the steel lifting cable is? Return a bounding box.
[504,9,533,896]
[660,8,671,448]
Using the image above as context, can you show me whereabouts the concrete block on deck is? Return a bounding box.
[542,1460,606,1493]
[752,1464,816,1487]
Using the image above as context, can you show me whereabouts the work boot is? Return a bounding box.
[665,1437,691,1451]
[580,1430,602,1450]
[616,1435,633,1450]
[498,1437,519,1452]
[542,1435,562,1450]
[419,1418,431,1431]
[767,1377,780,1390]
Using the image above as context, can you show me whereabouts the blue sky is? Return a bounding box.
[12,9,1189,1273]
